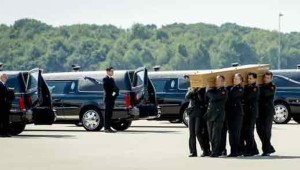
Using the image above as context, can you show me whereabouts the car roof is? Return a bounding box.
[148,70,210,79]
[271,69,300,73]
[43,70,130,81]
[0,71,29,75]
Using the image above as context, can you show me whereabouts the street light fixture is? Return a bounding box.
[278,13,284,70]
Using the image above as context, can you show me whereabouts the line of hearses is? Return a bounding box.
[2,67,300,135]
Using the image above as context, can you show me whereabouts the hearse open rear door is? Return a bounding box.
[28,69,56,125]
[132,67,158,119]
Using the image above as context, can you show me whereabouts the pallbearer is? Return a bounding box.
[186,88,211,157]
[205,75,227,157]
[240,73,260,156]
[226,73,244,157]
[257,71,276,156]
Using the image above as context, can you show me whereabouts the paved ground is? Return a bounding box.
[1,120,300,170]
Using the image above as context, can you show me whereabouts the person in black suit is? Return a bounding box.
[103,67,119,133]
[226,73,244,157]
[257,71,276,156]
[205,75,228,157]
[186,88,211,157]
[0,73,11,137]
[240,72,259,156]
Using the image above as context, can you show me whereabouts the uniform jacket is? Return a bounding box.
[185,88,206,118]
[205,87,227,122]
[102,75,119,102]
[259,82,276,115]
[226,84,244,118]
[244,83,260,118]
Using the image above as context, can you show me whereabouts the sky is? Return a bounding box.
[0,0,299,32]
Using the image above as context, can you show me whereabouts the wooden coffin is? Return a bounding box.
[189,64,270,88]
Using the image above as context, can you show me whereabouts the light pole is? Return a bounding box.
[278,13,283,70]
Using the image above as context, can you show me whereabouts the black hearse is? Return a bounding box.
[43,67,159,131]
[148,70,206,126]
[0,68,56,135]
[272,69,300,124]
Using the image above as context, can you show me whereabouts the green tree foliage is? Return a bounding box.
[0,19,299,72]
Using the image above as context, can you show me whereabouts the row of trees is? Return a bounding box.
[1,19,300,72]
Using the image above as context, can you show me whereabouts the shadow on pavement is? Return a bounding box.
[25,129,86,132]
[228,155,300,160]
[276,122,299,126]
[131,125,186,129]
[14,134,76,139]
[25,129,180,134]
[117,130,180,134]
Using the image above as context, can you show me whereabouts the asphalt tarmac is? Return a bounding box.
[1,120,300,170]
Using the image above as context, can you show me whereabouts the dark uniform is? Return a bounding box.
[186,88,211,156]
[257,82,276,155]
[218,119,227,156]
[240,83,259,156]
[103,75,119,131]
[0,81,11,136]
[205,87,227,157]
[226,84,244,156]
[218,86,232,156]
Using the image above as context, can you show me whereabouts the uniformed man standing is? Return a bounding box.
[240,72,260,156]
[257,71,276,156]
[0,73,11,137]
[226,73,244,157]
[186,88,211,157]
[103,67,119,133]
[205,75,227,157]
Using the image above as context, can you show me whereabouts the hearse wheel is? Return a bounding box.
[81,108,104,131]
[274,102,291,124]
[111,120,132,131]
[9,122,26,136]
[182,109,189,127]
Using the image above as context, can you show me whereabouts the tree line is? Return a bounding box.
[0,18,300,72]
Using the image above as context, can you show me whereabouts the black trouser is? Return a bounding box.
[256,113,275,153]
[189,116,210,155]
[207,120,224,155]
[104,100,115,130]
[219,121,227,154]
[227,115,243,155]
[0,109,10,135]
[240,111,259,155]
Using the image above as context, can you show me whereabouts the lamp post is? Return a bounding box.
[278,13,283,70]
